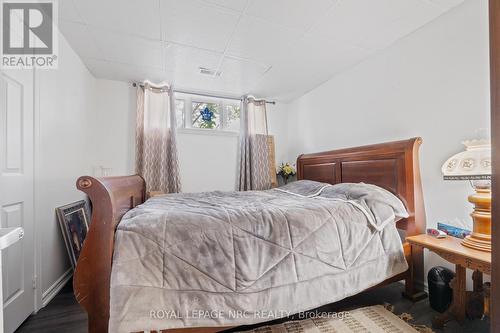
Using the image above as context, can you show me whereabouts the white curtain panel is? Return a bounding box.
[135,83,181,194]
[237,97,273,191]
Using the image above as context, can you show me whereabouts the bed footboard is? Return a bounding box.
[74,175,146,333]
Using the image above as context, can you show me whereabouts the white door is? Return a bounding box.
[0,68,35,333]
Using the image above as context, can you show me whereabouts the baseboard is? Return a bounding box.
[41,268,73,307]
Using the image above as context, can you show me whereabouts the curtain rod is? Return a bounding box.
[131,82,276,105]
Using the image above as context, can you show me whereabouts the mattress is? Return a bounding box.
[109,181,409,332]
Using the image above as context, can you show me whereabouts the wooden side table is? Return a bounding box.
[406,234,491,328]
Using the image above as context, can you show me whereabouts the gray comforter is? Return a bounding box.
[109,181,409,332]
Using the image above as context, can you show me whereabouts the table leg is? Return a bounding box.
[472,270,483,292]
[453,265,467,323]
[466,270,485,319]
[403,243,427,301]
[432,264,466,328]
[484,282,491,317]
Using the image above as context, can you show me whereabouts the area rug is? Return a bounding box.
[235,305,431,333]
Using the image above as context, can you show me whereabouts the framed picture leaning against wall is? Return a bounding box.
[56,200,90,268]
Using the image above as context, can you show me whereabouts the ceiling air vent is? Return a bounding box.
[199,67,221,76]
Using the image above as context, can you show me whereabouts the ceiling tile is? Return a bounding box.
[428,0,466,11]
[173,73,243,96]
[218,56,270,91]
[360,1,444,51]
[308,0,442,49]
[161,44,231,93]
[245,0,335,31]
[85,58,171,83]
[163,46,265,94]
[74,0,161,40]
[164,43,222,74]
[201,0,248,12]
[59,0,467,102]
[160,0,240,52]
[58,21,102,59]
[227,15,299,64]
[90,28,164,69]
[250,42,371,100]
[58,0,83,23]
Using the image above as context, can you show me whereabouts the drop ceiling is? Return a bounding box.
[59,0,465,102]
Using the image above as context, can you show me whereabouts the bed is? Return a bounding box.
[73,137,426,333]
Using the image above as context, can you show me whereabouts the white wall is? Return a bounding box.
[286,0,490,285]
[92,81,289,192]
[91,80,135,175]
[177,131,238,192]
[179,102,287,192]
[267,103,289,166]
[34,30,97,308]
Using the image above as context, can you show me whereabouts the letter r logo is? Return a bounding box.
[2,1,53,55]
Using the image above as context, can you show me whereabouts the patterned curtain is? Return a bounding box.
[237,97,276,191]
[135,83,181,194]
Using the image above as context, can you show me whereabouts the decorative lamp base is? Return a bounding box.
[462,235,491,252]
[461,188,491,252]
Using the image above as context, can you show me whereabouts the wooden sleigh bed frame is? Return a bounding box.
[74,137,427,333]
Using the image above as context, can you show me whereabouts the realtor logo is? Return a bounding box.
[1,0,58,69]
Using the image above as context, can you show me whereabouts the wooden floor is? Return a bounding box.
[15,280,489,333]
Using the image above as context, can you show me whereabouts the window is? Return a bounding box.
[191,101,221,129]
[175,93,241,132]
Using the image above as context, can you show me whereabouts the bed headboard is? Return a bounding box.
[297,137,425,236]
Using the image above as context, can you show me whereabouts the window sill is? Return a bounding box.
[177,128,239,137]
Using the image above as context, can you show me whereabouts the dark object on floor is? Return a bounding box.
[428,266,455,313]
[466,273,488,320]
[466,291,485,320]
